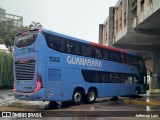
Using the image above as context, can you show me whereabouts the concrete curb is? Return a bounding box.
[124,99,160,106]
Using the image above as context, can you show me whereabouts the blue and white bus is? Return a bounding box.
[14,29,147,104]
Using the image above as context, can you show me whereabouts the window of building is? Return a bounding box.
[141,0,144,11]
[132,7,137,17]
[149,0,152,4]
[119,17,122,30]
[124,17,126,27]
[116,20,118,33]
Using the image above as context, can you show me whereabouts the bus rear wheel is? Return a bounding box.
[72,90,83,105]
[135,89,140,98]
[86,89,96,104]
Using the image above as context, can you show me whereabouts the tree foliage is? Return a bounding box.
[29,21,43,29]
[0,20,43,53]
[0,20,28,52]
[0,52,13,88]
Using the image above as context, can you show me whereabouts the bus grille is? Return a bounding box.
[15,60,35,80]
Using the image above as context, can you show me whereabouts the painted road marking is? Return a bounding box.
[124,99,160,106]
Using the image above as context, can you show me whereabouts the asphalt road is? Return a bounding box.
[0,90,160,120]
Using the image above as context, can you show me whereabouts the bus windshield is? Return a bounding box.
[15,31,38,48]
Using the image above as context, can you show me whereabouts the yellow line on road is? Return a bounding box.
[124,99,160,106]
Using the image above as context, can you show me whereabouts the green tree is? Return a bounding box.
[29,21,43,29]
[0,37,4,44]
[0,52,13,88]
[0,20,28,52]
[0,20,43,52]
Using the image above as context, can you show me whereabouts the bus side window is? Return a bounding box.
[81,70,93,83]
[92,71,101,83]
[116,73,123,83]
[108,51,115,61]
[48,68,61,81]
[133,75,140,83]
[66,40,80,55]
[112,73,123,83]
[46,34,65,52]
[109,73,114,83]
[128,55,131,64]
[81,43,93,57]
[94,47,102,59]
[101,49,109,60]
[122,53,127,64]
[114,52,121,62]
[124,74,133,84]
[101,72,109,83]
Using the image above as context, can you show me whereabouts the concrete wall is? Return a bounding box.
[152,48,160,74]
[99,7,115,46]
[99,0,160,92]
[0,8,23,26]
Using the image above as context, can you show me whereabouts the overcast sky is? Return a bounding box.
[0,0,118,43]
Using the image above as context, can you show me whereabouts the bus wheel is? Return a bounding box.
[72,90,82,105]
[87,89,96,104]
[135,89,140,98]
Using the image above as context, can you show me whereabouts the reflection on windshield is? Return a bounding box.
[15,32,37,48]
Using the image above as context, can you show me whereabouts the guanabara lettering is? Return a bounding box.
[67,56,102,68]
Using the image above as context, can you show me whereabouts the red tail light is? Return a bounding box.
[13,82,16,91]
[34,74,43,92]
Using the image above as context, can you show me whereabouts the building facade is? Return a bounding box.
[0,8,23,27]
[99,0,160,93]
[0,8,23,52]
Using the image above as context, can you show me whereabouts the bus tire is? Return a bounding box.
[87,89,96,104]
[135,89,140,98]
[72,89,83,105]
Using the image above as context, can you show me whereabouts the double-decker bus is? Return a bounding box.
[14,29,147,104]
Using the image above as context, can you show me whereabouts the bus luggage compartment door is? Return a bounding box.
[46,68,62,101]
[61,68,72,101]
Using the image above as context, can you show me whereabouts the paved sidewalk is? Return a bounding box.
[0,89,15,107]
[124,93,160,106]
[0,89,160,107]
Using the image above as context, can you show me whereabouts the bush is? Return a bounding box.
[0,51,13,88]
